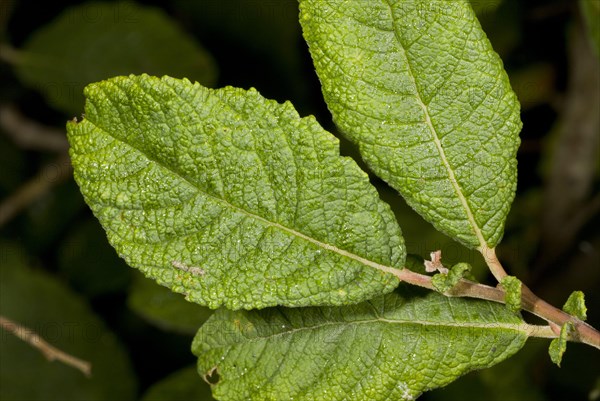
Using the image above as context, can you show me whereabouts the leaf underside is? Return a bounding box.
[193,285,527,401]
[67,74,405,310]
[300,0,522,249]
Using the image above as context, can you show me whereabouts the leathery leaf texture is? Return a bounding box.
[300,0,522,248]
[193,285,527,401]
[67,75,405,310]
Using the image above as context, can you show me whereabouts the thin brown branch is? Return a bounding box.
[480,245,599,349]
[482,247,600,350]
[479,245,508,282]
[396,268,506,303]
[0,43,22,64]
[0,315,92,377]
[0,105,69,152]
[520,285,600,349]
[0,152,71,227]
[394,266,600,349]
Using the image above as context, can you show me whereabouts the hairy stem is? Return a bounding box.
[485,246,600,350]
[520,284,600,349]
[0,152,71,227]
[0,315,92,376]
[479,245,508,282]
[394,267,600,349]
[0,105,69,152]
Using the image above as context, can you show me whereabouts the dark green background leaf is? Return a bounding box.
[128,272,214,335]
[14,1,217,115]
[141,365,215,401]
[0,241,137,400]
[58,218,131,297]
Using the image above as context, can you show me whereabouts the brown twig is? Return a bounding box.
[0,105,69,152]
[0,43,22,64]
[0,152,72,227]
[393,258,600,350]
[477,246,600,349]
[0,315,92,377]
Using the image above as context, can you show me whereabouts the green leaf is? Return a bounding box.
[548,322,573,367]
[500,276,522,313]
[15,1,217,115]
[67,74,405,310]
[431,262,471,293]
[193,285,527,401]
[562,291,587,321]
[299,0,522,249]
[0,241,137,400]
[141,365,215,401]
[428,340,547,401]
[128,273,214,334]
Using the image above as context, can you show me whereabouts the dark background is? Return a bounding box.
[1,0,599,400]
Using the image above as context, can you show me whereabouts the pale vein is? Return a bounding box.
[84,118,403,279]
[385,1,489,250]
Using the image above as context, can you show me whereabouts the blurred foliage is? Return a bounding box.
[0,241,137,400]
[470,0,504,16]
[580,0,600,58]
[127,272,214,335]
[13,1,217,115]
[141,365,215,401]
[1,0,599,400]
[58,218,131,298]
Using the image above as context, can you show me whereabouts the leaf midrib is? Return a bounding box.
[202,316,527,347]
[384,1,488,250]
[84,107,402,278]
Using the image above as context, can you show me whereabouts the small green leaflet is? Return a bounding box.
[548,322,573,367]
[500,276,522,314]
[562,291,587,321]
[193,286,528,401]
[431,262,471,293]
[67,75,405,310]
[299,0,522,249]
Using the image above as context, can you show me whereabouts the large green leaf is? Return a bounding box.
[67,74,405,310]
[192,285,527,401]
[299,0,522,249]
[15,1,216,115]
